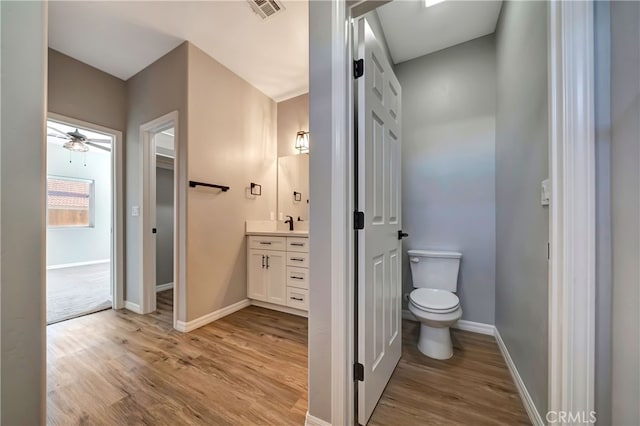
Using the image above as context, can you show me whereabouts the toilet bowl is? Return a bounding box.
[408,249,463,360]
[408,288,462,359]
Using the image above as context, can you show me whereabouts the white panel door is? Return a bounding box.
[356,18,403,425]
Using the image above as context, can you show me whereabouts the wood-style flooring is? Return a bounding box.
[48,290,529,425]
[369,321,531,426]
[47,290,308,425]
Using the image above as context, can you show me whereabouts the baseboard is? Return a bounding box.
[156,282,174,292]
[124,300,142,314]
[494,328,544,426]
[47,259,110,270]
[250,300,308,317]
[175,298,251,332]
[305,411,331,426]
[401,309,495,336]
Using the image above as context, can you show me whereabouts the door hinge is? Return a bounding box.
[354,363,364,382]
[353,59,364,79]
[354,211,365,230]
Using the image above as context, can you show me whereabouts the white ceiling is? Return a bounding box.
[48,0,309,102]
[377,0,503,64]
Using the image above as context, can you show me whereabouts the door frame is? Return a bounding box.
[322,1,596,425]
[139,111,182,329]
[47,112,125,311]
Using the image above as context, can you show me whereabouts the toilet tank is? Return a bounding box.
[408,249,462,292]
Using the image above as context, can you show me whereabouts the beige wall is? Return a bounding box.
[126,43,189,315]
[277,93,309,157]
[186,43,277,321]
[1,1,47,423]
[48,49,127,133]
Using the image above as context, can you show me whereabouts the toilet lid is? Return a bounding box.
[410,288,460,312]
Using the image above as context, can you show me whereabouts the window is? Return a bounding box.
[47,177,94,228]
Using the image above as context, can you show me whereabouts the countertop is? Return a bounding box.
[245,230,309,237]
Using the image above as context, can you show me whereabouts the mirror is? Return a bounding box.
[277,154,309,221]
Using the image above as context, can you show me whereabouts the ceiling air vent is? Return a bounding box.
[247,0,286,20]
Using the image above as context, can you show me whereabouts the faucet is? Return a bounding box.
[285,215,294,231]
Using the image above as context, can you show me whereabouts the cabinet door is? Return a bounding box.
[265,251,286,305]
[248,249,267,301]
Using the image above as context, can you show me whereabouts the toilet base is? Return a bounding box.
[417,323,453,360]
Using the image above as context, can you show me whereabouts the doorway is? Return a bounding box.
[154,127,176,322]
[45,115,123,324]
[138,111,181,328]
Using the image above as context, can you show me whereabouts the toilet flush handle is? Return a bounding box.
[410,257,420,263]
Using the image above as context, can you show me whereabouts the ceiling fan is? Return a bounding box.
[47,126,111,152]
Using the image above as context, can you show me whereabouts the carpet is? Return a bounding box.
[47,262,112,324]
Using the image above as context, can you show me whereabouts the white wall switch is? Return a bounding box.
[278,212,283,221]
[541,179,550,206]
[270,211,275,221]
[132,206,140,217]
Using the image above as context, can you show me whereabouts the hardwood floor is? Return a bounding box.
[47,290,308,425]
[369,321,531,426]
[48,291,528,425]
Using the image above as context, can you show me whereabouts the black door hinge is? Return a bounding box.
[353,59,364,79]
[354,211,365,230]
[354,363,364,382]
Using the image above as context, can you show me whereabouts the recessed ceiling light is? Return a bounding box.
[425,0,446,8]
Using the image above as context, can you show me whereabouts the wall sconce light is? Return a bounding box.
[295,131,309,154]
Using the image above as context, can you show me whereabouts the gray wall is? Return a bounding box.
[395,35,496,325]
[308,0,334,422]
[1,1,47,423]
[186,43,277,322]
[156,165,174,286]
[126,43,188,308]
[610,2,640,424]
[494,0,548,418]
[48,48,127,134]
[594,1,613,424]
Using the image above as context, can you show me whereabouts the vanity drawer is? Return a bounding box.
[286,252,309,268]
[287,266,309,289]
[286,237,309,253]
[286,287,308,310]
[248,236,286,251]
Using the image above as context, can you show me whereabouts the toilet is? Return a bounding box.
[408,249,463,360]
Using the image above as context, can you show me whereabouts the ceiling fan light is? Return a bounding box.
[63,140,89,152]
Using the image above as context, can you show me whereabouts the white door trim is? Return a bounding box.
[323,1,597,425]
[547,1,596,422]
[47,112,125,310]
[329,1,353,424]
[139,111,182,330]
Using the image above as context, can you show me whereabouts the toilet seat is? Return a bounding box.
[410,288,460,313]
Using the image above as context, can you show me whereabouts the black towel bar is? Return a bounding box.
[189,180,230,192]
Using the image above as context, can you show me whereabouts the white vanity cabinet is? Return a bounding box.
[247,236,287,305]
[247,235,309,313]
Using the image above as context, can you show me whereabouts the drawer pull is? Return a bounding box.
[291,257,304,262]
[290,296,304,301]
[291,242,305,246]
[291,276,304,280]
[259,241,272,245]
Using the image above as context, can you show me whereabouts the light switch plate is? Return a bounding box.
[541,179,550,206]
[132,206,140,217]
